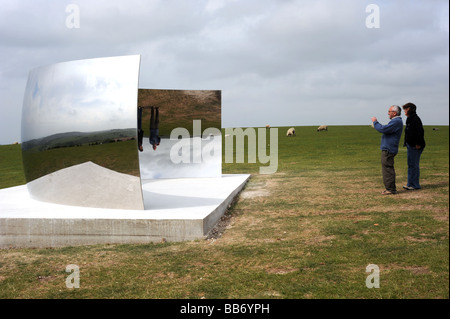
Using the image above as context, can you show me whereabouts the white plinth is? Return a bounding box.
[0,174,250,248]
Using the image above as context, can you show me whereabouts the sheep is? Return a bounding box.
[286,127,296,136]
[317,125,328,132]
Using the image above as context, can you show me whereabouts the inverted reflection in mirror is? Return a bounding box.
[137,89,222,179]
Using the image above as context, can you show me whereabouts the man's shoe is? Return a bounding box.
[381,190,397,195]
[403,186,415,190]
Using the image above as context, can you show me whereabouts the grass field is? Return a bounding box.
[0,125,448,299]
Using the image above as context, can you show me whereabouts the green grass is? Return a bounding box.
[0,125,448,299]
[0,144,26,189]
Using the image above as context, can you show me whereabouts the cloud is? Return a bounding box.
[21,55,140,141]
[0,0,448,144]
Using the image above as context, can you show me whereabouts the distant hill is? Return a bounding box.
[22,128,136,151]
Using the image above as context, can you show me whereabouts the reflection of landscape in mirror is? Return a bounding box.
[137,89,222,179]
[138,89,221,137]
[21,55,141,182]
[21,129,139,181]
[20,55,144,210]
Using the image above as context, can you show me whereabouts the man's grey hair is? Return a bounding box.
[391,105,401,116]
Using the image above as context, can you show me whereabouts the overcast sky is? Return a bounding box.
[21,55,140,141]
[0,0,448,144]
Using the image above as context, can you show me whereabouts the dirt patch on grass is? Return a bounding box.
[383,263,431,275]
[240,189,270,199]
[239,174,282,199]
[37,275,57,282]
[408,266,432,275]
[265,267,297,275]
[304,235,336,246]
[404,235,436,243]
[0,251,39,261]
[263,290,282,297]
[433,214,449,222]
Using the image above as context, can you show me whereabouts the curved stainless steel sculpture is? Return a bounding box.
[21,55,144,210]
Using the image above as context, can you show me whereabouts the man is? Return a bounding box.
[149,106,161,151]
[402,102,425,190]
[371,105,404,195]
[137,106,144,152]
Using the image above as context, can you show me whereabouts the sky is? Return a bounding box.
[21,55,140,141]
[0,0,448,145]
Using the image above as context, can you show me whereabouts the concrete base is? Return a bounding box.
[0,174,250,248]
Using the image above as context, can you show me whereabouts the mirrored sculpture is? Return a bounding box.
[21,55,144,210]
[21,56,223,211]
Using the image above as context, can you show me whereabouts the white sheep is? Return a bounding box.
[286,127,296,136]
[317,125,328,132]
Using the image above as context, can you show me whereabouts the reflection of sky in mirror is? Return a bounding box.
[139,137,221,179]
[21,55,140,141]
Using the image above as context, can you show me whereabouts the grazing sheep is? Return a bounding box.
[286,127,296,136]
[433,128,439,131]
[317,125,328,132]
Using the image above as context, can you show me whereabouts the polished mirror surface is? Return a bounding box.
[137,89,222,179]
[21,55,144,210]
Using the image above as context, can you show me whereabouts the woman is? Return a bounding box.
[402,103,426,190]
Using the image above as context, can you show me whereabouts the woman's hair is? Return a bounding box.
[402,102,417,113]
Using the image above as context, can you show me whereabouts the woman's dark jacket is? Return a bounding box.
[404,112,426,149]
